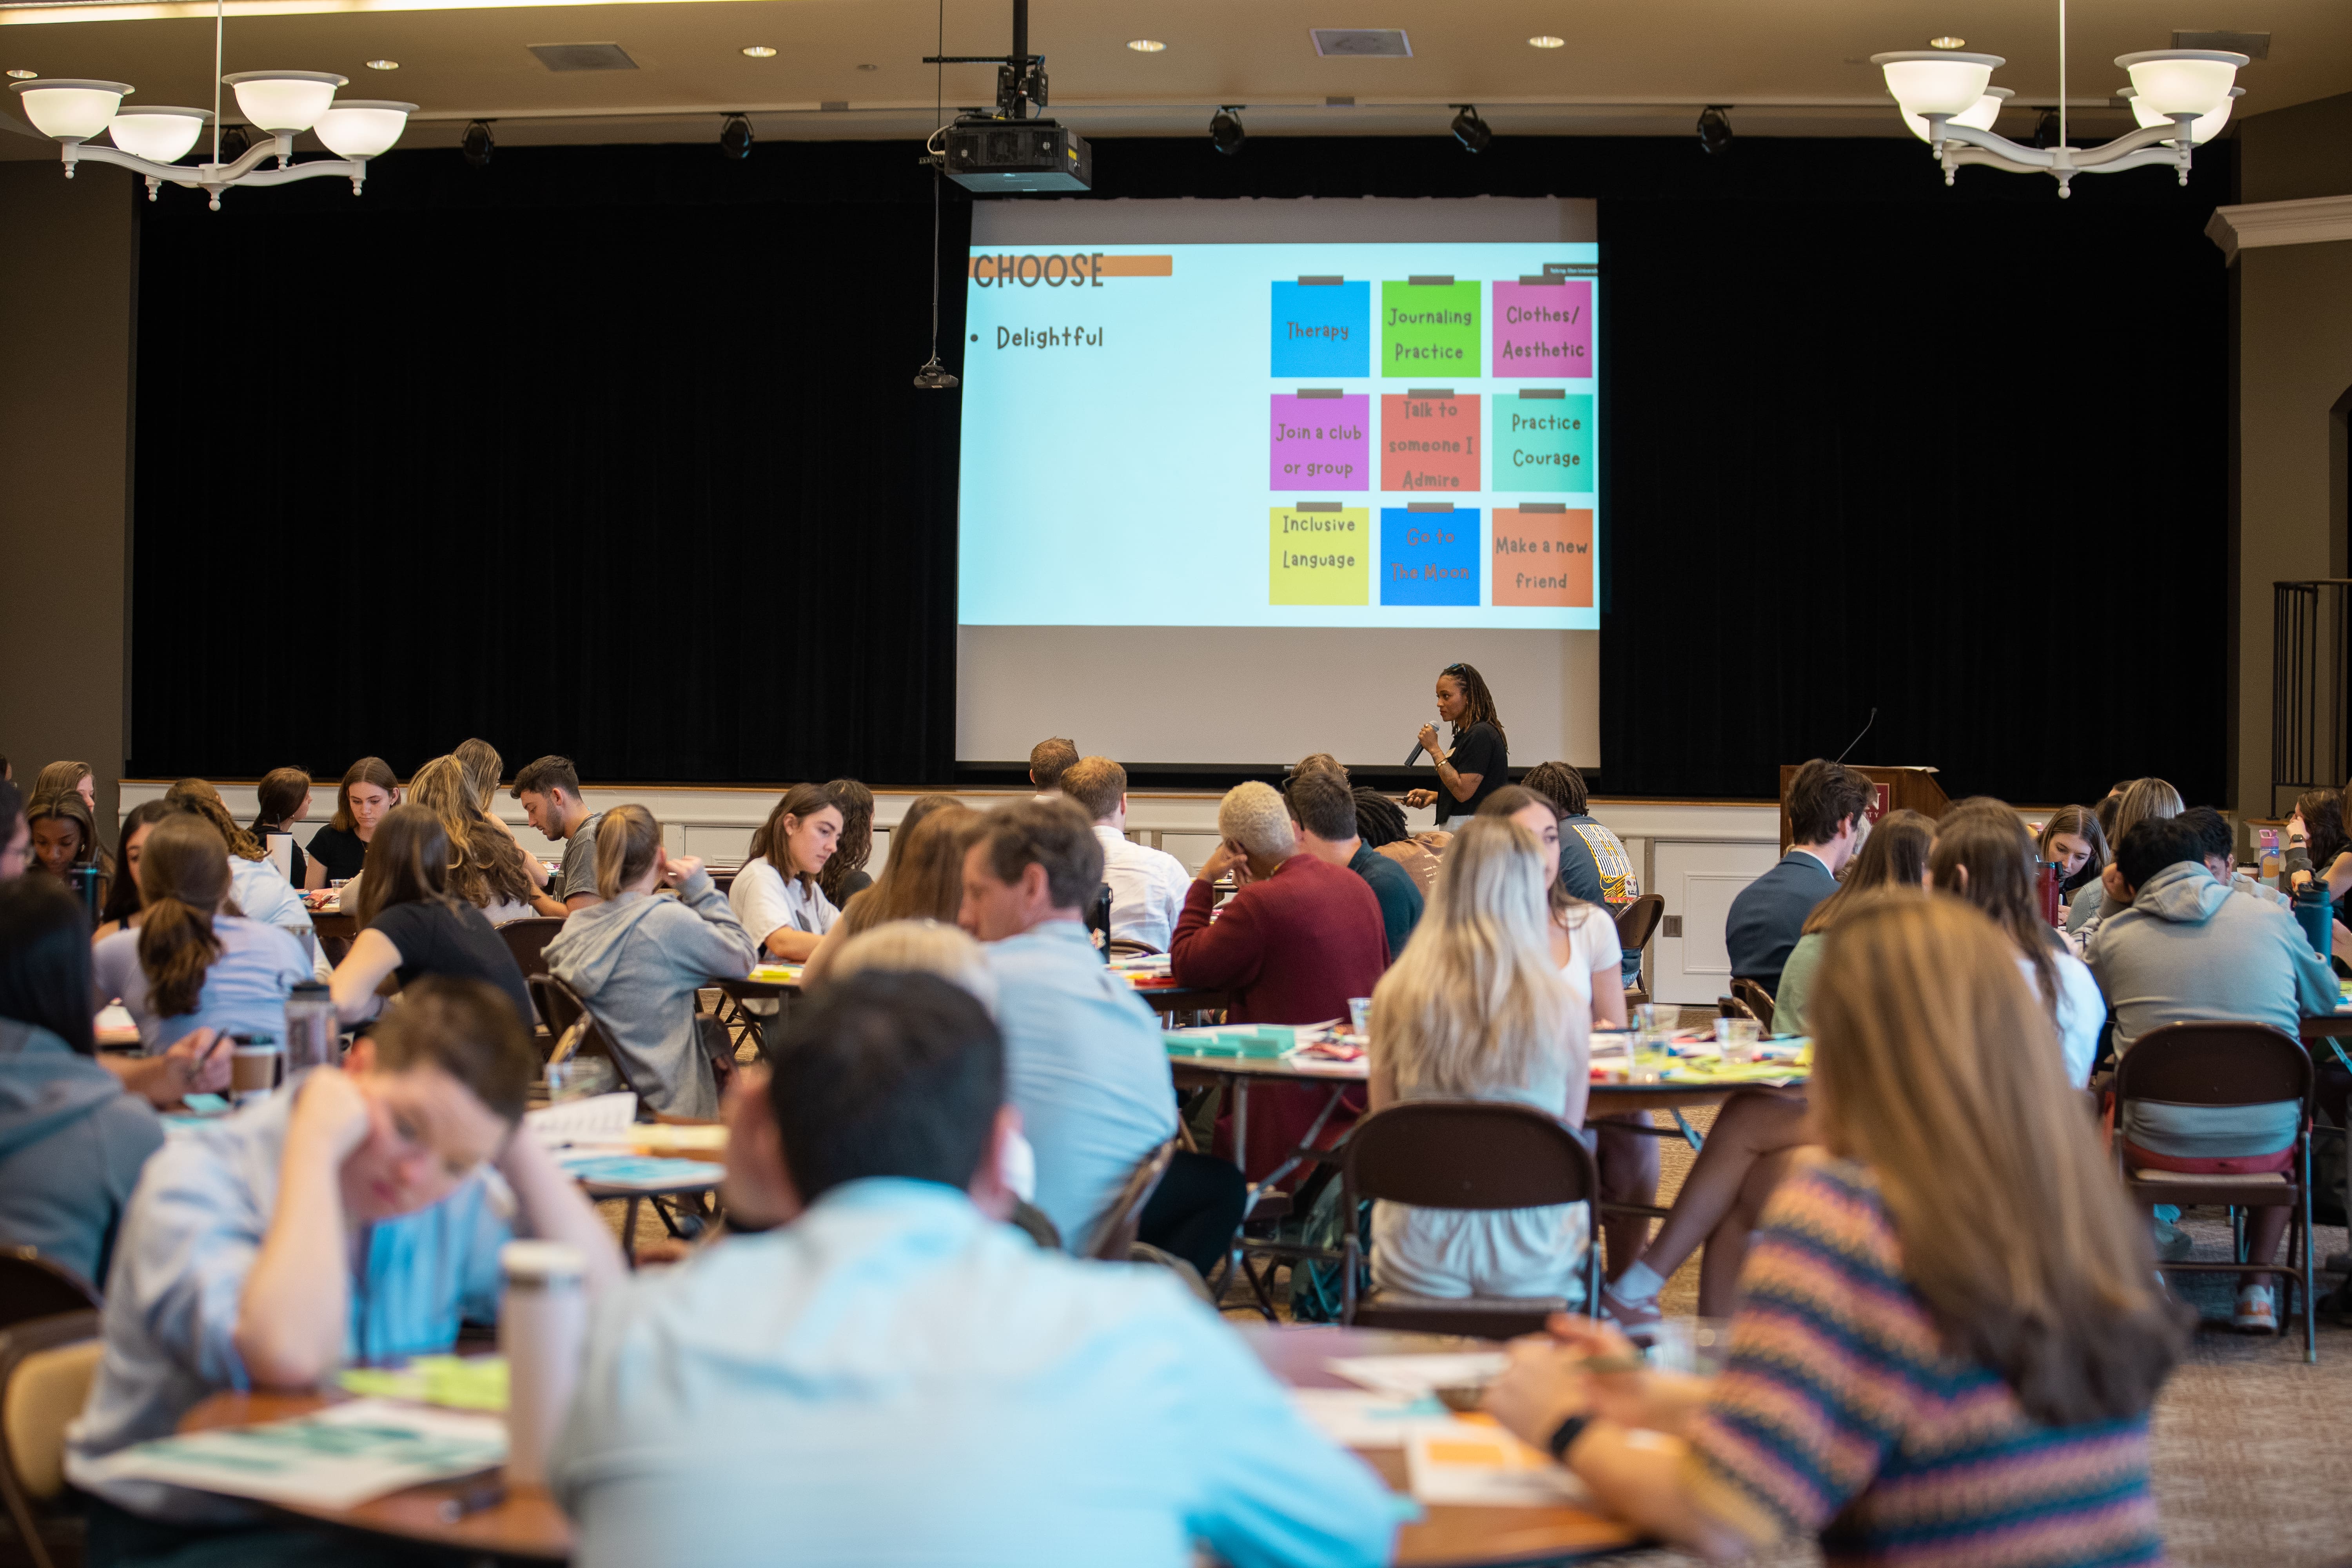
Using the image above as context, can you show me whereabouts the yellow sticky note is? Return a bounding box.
[1270,508,1369,605]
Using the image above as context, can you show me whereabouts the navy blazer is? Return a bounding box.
[1725,850,1839,993]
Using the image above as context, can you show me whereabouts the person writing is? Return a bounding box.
[328,805,536,1033]
[1403,662,1507,827]
[728,784,844,964]
[247,767,313,888]
[302,757,398,891]
[511,755,604,914]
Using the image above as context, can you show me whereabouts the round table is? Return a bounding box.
[178,1325,1640,1566]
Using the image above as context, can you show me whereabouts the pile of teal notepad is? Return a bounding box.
[1163,1027,1295,1059]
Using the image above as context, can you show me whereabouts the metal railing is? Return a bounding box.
[2273,581,2352,818]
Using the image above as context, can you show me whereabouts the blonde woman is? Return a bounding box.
[1367,815,1590,1303]
[801,805,979,985]
[384,755,538,925]
[1485,893,2183,1566]
[2067,776,2182,934]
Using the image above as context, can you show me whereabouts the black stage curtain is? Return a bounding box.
[129,133,2228,802]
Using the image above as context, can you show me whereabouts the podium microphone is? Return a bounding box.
[1833,708,1877,765]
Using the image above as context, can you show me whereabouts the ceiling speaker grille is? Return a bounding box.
[1309,28,1412,58]
[527,43,639,72]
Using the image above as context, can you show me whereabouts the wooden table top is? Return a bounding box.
[180,1325,1641,1565]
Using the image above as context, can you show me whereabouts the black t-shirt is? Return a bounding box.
[368,898,534,1029]
[307,823,368,884]
[1439,721,1508,824]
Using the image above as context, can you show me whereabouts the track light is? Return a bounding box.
[2033,107,2063,148]
[913,354,959,390]
[1449,103,1490,152]
[719,113,753,159]
[216,123,251,162]
[1209,105,1245,155]
[461,118,493,167]
[1695,105,1733,154]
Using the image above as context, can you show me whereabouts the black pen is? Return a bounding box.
[436,1480,506,1523]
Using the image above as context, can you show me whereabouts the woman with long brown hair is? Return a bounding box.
[1487,892,2183,1565]
[24,791,104,897]
[728,783,844,964]
[91,813,309,1053]
[818,778,877,907]
[93,800,176,941]
[1601,809,1936,1332]
[2067,775,2183,933]
[2037,802,2110,900]
[164,778,313,937]
[302,756,399,890]
[247,766,314,887]
[327,804,533,1029]
[387,755,538,924]
[1932,804,2107,1086]
[802,804,980,985]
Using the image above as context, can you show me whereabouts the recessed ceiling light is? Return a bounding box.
[742,45,776,58]
[5,68,35,78]
[365,58,398,70]
[1528,35,1564,49]
[1126,38,1165,53]
[1930,36,1965,49]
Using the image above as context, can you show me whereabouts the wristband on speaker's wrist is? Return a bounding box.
[1546,1412,1590,1463]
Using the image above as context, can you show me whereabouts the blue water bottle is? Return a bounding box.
[2292,880,2333,960]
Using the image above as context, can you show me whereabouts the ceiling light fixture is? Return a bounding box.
[741,45,775,58]
[1125,38,1164,53]
[1449,103,1490,152]
[365,59,398,70]
[1872,0,2247,197]
[718,112,752,158]
[6,69,36,79]
[1528,35,1564,49]
[1695,104,1733,154]
[1930,37,1965,49]
[9,0,412,210]
[1209,104,1244,155]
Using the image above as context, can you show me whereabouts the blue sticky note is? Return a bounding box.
[1270,280,1370,377]
[1381,507,1480,606]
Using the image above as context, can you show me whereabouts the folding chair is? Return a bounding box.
[1731,978,1776,1033]
[0,1310,101,1568]
[2114,1021,2318,1361]
[497,916,565,979]
[1340,1100,1603,1340]
[1085,1138,1177,1261]
[1615,894,1664,1005]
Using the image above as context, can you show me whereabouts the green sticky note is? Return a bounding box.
[1382,280,1480,377]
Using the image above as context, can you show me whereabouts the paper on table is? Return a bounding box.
[1289,1388,1455,1449]
[1327,1352,1508,1399]
[525,1091,637,1145]
[338,1356,509,1412]
[1405,1419,1590,1507]
[75,1398,505,1511]
[557,1153,721,1191]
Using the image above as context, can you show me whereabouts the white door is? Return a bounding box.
[1650,840,1784,1005]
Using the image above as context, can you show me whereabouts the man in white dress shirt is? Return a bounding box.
[1059,757,1191,953]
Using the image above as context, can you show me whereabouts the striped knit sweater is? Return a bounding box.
[1680,1152,2165,1567]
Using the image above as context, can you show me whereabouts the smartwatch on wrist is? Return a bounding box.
[1545,1412,1590,1463]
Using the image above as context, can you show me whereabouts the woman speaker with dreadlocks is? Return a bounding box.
[1404,662,1508,827]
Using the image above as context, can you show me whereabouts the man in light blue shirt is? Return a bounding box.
[960,798,1243,1272]
[554,973,1395,1568]
[67,979,622,1555]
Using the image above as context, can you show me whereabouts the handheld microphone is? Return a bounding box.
[1405,742,1426,766]
[1833,708,1877,765]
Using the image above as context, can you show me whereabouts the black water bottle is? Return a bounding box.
[1085,882,1112,962]
[69,865,103,924]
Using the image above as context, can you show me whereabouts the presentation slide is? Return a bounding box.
[958,240,1600,631]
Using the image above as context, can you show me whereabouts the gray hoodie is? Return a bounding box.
[545,869,756,1119]
[2087,859,2337,1054]
[0,1019,164,1289]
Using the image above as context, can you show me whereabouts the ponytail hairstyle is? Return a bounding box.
[136,813,234,1017]
[163,778,265,861]
[595,803,665,902]
[407,755,535,911]
[98,800,176,929]
[746,784,838,892]
[1437,661,1504,741]
[354,804,459,928]
[454,739,503,812]
[328,757,401,835]
[251,767,311,833]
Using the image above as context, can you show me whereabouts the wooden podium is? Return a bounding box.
[1779,766,1950,853]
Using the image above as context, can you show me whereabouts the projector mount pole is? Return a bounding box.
[921,0,1048,120]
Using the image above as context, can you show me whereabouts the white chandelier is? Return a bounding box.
[9,0,413,210]
[1871,0,2247,198]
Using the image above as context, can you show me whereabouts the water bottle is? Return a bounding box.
[2037,861,2064,927]
[1085,881,1112,962]
[2293,880,2333,960]
[283,981,339,1072]
[68,865,103,924]
[500,1241,588,1486]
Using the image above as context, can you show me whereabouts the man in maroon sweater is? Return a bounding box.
[1172,782,1389,1180]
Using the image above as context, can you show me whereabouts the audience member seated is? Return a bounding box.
[2089,815,2336,1331]
[550,972,1391,1568]
[728,784,844,964]
[246,766,314,888]
[92,814,309,1056]
[1486,893,2183,1566]
[1402,661,1508,827]
[959,800,1243,1274]
[1028,736,1079,797]
[805,804,981,984]
[163,779,312,940]
[1929,805,2107,1087]
[33,759,97,815]
[1725,757,1873,994]
[454,737,506,817]
[1608,812,1935,1332]
[329,805,536,1033]
[819,778,877,906]
[301,756,398,890]
[1354,787,1442,898]
[68,979,621,1550]
[512,754,604,914]
[0,779,27,878]
[2183,805,2293,914]
[1291,767,1423,960]
[2276,789,2348,900]
[378,755,540,925]
[1061,755,1192,951]
[2037,803,2110,906]
[1522,760,1643,988]
[92,800,174,942]
[25,790,104,896]
[1481,787,1621,1026]
[0,876,167,1288]
[546,804,757,1118]
[1367,817,1592,1305]
[896,792,967,837]
[2067,776,2182,934]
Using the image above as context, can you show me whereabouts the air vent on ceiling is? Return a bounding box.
[1310,28,1412,58]
[2172,29,2269,59]
[528,42,639,73]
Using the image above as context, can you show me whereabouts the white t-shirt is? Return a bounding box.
[728,857,838,959]
[1556,902,1624,1025]
[2034,946,2107,1089]
[1092,826,1191,952]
